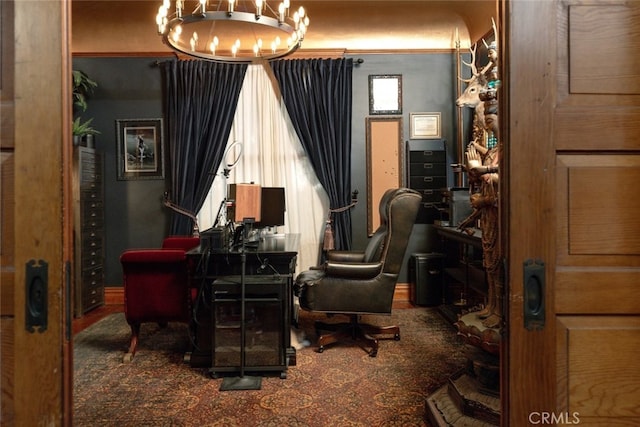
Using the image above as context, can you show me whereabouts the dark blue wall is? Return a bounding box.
[73,57,170,286]
[74,54,461,285]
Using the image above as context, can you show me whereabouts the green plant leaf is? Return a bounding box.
[73,117,101,136]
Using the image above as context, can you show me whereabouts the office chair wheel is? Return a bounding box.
[394,333,400,341]
[317,345,325,353]
[368,348,378,358]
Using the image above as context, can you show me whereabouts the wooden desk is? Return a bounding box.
[435,225,482,249]
[186,234,299,372]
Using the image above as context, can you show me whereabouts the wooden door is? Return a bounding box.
[0,0,73,425]
[505,1,640,425]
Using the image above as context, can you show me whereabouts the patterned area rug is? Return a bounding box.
[74,308,466,426]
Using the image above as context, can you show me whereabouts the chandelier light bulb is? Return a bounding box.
[256,0,264,18]
[278,3,285,22]
[190,32,199,51]
[210,36,219,54]
[228,0,235,13]
[293,11,299,29]
[231,44,238,57]
[171,24,182,43]
[157,7,167,21]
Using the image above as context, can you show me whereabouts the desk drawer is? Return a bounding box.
[212,277,286,301]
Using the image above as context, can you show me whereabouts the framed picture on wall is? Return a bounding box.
[116,118,165,180]
[368,74,402,115]
[410,112,441,139]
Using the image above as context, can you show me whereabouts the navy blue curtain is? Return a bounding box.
[270,58,354,250]
[162,60,248,235]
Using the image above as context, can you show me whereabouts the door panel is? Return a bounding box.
[555,4,640,151]
[557,317,640,423]
[507,1,640,426]
[557,156,640,263]
[568,5,640,95]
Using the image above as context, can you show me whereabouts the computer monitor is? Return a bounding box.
[258,187,285,227]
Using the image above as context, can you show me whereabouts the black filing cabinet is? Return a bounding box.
[409,253,445,306]
[406,140,447,224]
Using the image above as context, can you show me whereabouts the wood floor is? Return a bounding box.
[72,305,123,335]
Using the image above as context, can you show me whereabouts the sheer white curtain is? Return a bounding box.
[197,64,329,273]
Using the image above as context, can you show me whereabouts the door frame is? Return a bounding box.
[503,0,562,424]
[9,0,73,424]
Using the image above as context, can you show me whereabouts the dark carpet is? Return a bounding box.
[74,308,466,426]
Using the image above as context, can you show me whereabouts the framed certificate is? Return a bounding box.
[410,112,441,139]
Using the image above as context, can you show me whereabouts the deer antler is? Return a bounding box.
[460,44,478,83]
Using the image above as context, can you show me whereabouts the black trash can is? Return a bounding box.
[409,253,445,306]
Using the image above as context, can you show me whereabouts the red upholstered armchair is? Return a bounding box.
[120,236,200,362]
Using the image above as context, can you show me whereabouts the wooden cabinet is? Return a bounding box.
[73,147,104,316]
[406,139,447,224]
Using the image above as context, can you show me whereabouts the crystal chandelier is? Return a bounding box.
[156,0,310,63]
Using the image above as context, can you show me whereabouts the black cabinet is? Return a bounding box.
[409,253,445,306]
[211,276,289,378]
[406,140,447,224]
[186,234,299,371]
[73,147,104,316]
[434,225,487,323]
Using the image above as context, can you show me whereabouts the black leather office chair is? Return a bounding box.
[294,187,421,356]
